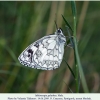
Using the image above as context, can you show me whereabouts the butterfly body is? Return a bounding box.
[18,28,66,70]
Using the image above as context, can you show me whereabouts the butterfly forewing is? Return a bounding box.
[18,29,66,70]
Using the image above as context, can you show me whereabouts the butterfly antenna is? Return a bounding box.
[54,20,58,30]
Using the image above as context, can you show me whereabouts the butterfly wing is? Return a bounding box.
[18,35,65,70]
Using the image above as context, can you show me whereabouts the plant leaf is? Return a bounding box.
[66,26,75,49]
[63,57,75,79]
[63,80,73,93]
[71,1,76,17]
[71,1,77,17]
[62,14,73,32]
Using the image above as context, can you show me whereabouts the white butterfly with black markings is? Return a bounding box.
[18,28,66,70]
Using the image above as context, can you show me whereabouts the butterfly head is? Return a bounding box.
[55,28,66,43]
[55,28,63,35]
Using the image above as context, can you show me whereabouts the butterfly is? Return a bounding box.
[18,28,66,70]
